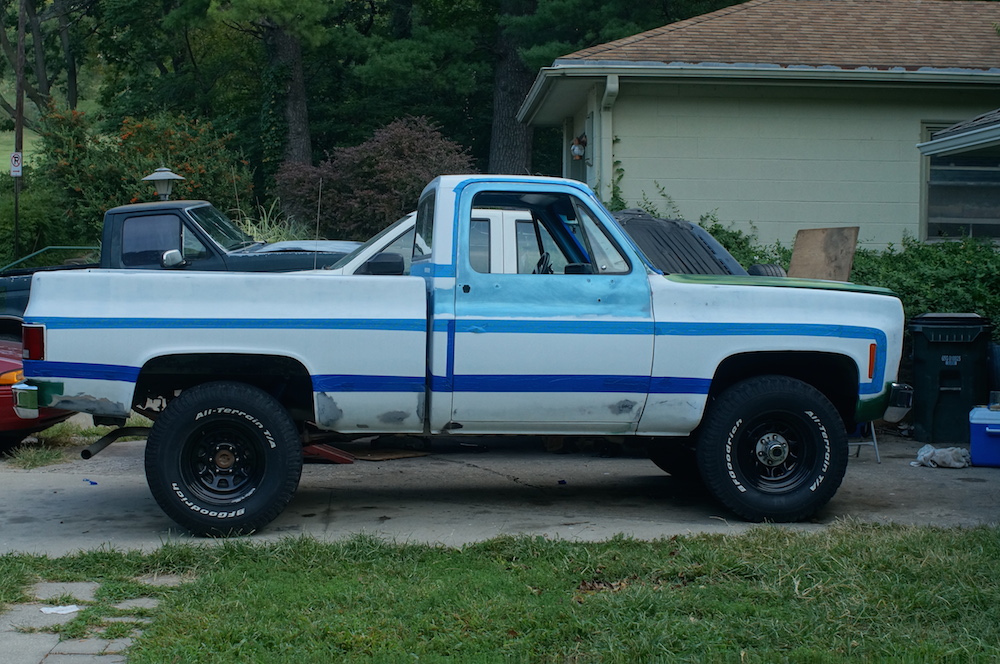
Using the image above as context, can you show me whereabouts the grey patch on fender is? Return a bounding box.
[378,410,410,424]
[610,399,637,415]
[51,395,129,418]
[315,393,344,427]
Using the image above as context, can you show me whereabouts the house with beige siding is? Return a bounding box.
[517,0,1000,248]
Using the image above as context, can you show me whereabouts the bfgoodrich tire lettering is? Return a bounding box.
[144,381,303,536]
[696,375,848,522]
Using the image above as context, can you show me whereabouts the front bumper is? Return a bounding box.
[883,382,913,423]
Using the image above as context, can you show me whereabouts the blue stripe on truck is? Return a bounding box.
[26,319,885,396]
[28,317,427,332]
[24,360,139,382]
[312,375,426,392]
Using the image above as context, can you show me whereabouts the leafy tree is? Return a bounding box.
[210,0,337,168]
[95,0,242,119]
[0,167,80,264]
[0,0,99,125]
[303,0,494,170]
[276,116,476,240]
[34,107,253,244]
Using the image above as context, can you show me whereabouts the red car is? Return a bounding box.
[0,338,74,454]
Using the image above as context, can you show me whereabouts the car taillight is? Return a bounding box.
[0,368,24,385]
[22,324,45,361]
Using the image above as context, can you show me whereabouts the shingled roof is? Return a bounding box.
[933,108,1000,140]
[563,0,1000,72]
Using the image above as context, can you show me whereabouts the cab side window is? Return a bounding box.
[182,225,209,260]
[122,215,182,267]
[469,219,491,273]
[575,203,629,274]
[469,191,630,275]
[515,219,569,274]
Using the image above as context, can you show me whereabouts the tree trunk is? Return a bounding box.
[24,0,50,99]
[55,0,77,108]
[488,10,535,174]
[264,25,312,164]
[0,5,46,118]
[389,0,413,39]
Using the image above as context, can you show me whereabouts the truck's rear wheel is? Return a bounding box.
[144,381,303,536]
[696,375,847,522]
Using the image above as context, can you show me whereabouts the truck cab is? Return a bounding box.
[414,176,656,435]
[105,201,357,272]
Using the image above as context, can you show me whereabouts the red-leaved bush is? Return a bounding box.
[276,117,476,240]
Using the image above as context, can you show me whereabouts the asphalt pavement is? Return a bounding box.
[2,428,998,556]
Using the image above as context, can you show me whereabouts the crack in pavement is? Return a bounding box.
[437,456,551,491]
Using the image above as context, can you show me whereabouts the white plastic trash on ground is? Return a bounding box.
[910,444,971,468]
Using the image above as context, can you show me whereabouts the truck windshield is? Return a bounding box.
[187,205,256,252]
[331,214,414,270]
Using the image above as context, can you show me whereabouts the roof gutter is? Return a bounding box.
[518,61,1000,124]
[917,124,1000,156]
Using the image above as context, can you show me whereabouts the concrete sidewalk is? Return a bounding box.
[0,580,170,664]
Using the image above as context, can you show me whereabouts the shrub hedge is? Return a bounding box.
[701,221,1000,339]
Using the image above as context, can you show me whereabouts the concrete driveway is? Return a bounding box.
[1,431,998,556]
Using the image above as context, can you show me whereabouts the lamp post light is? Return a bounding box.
[142,167,185,201]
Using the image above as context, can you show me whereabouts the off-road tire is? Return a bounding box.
[696,375,847,522]
[144,381,303,536]
[747,263,787,278]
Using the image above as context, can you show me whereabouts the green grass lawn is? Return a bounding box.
[0,129,40,164]
[2,523,998,662]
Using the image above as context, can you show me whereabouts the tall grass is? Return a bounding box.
[231,200,313,243]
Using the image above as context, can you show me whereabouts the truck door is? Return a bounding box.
[448,186,655,434]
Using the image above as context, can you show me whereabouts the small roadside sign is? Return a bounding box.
[10,152,22,177]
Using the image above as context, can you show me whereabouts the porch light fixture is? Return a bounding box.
[142,167,185,200]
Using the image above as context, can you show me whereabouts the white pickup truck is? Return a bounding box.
[14,175,909,536]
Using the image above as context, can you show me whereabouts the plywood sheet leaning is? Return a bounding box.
[786,226,860,281]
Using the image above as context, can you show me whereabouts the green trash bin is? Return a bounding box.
[908,313,992,445]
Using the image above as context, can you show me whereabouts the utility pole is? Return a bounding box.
[13,0,27,258]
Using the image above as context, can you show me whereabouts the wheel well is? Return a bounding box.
[710,352,859,428]
[134,354,314,423]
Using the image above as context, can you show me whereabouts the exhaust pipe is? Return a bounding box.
[81,427,151,459]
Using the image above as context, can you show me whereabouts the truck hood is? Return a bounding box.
[665,273,895,297]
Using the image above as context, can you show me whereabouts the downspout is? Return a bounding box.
[598,74,620,202]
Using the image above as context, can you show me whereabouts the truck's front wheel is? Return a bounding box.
[144,381,303,536]
[696,376,847,522]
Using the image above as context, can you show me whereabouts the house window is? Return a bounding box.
[925,125,1000,239]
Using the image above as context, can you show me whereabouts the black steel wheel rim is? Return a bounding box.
[180,419,266,504]
[734,412,817,493]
